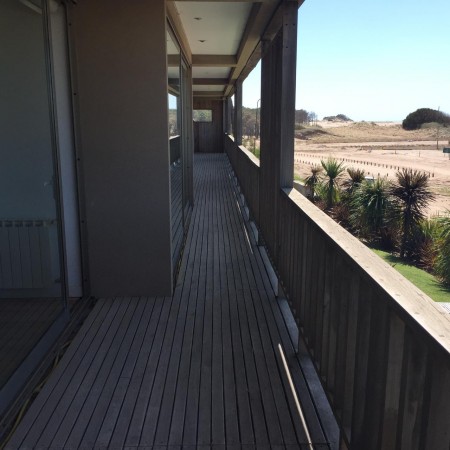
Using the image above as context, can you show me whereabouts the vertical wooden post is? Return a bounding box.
[259,0,298,264]
[223,99,228,136]
[279,1,297,189]
[234,81,243,146]
[227,97,233,135]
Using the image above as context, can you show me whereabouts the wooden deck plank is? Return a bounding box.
[94,297,157,447]
[234,219,311,444]
[36,297,135,448]
[72,297,144,448]
[218,158,249,446]
[108,296,166,448]
[8,154,329,449]
[221,167,272,446]
[167,161,209,446]
[219,180,290,446]
[6,298,115,448]
[197,157,217,445]
[123,295,174,447]
[0,298,62,389]
[182,158,211,446]
[236,171,329,444]
[154,161,208,446]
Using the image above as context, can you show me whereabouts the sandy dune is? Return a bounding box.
[294,122,450,216]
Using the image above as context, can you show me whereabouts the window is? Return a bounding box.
[193,109,212,122]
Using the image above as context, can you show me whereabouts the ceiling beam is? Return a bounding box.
[224,2,261,97]
[193,78,229,85]
[223,1,285,97]
[174,0,277,3]
[225,0,304,97]
[193,91,225,98]
[192,55,237,67]
[166,1,192,63]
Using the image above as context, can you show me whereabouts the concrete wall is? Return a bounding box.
[70,0,172,296]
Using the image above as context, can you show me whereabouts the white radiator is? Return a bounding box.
[0,220,55,290]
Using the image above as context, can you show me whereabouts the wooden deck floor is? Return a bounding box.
[7,154,330,449]
[0,298,63,390]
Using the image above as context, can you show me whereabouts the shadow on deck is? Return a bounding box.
[7,154,337,449]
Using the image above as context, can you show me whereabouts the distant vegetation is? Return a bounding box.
[323,114,352,122]
[402,108,450,130]
[242,107,320,138]
[236,107,354,138]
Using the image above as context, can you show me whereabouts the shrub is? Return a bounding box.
[390,169,435,259]
[320,158,346,209]
[434,216,450,285]
[415,218,440,271]
[349,177,397,247]
[402,108,450,130]
[304,165,323,200]
[342,168,365,195]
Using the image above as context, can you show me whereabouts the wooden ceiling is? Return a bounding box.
[167,0,303,99]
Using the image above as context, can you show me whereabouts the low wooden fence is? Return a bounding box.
[224,135,260,223]
[225,135,450,449]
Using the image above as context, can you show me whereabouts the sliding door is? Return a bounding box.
[0,0,66,398]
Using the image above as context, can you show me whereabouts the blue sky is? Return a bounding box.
[243,0,450,121]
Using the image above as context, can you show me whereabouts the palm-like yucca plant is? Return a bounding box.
[349,177,393,241]
[343,167,366,194]
[390,169,435,258]
[415,218,440,270]
[321,157,345,209]
[434,215,450,285]
[304,165,323,200]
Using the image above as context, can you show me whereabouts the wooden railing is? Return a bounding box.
[224,135,260,223]
[225,135,450,449]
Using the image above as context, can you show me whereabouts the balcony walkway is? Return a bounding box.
[7,154,331,449]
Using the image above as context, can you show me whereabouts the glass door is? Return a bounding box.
[0,0,65,391]
[167,27,184,277]
[181,60,193,226]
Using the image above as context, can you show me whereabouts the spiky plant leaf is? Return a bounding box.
[320,158,346,209]
[390,169,435,258]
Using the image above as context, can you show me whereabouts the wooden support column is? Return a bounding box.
[224,98,229,135]
[227,97,233,135]
[234,81,243,145]
[259,0,297,264]
[279,2,297,188]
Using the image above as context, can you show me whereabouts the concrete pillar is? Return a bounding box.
[70,0,172,296]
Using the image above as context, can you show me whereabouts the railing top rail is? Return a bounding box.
[225,134,260,168]
[238,145,260,167]
[283,186,450,355]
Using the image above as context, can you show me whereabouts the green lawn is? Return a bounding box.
[371,248,450,302]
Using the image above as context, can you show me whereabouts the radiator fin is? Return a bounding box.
[0,220,54,290]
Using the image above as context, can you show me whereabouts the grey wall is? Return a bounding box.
[70,0,172,296]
